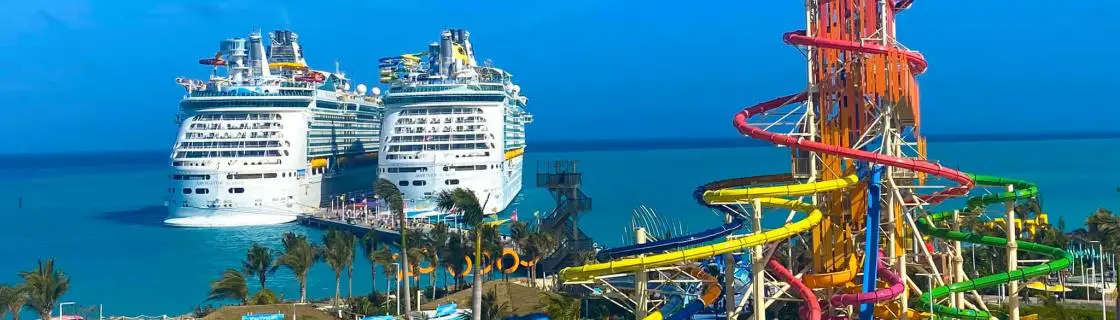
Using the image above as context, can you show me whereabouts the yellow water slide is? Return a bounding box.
[558,174,860,282]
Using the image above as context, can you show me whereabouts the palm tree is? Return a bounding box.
[323,229,357,303]
[20,259,70,320]
[370,247,397,296]
[445,234,468,291]
[343,233,358,299]
[476,224,503,282]
[206,268,249,305]
[1084,208,1120,316]
[361,232,382,297]
[277,232,321,303]
[538,292,581,320]
[436,188,486,320]
[522,229,557,286]
[242,243,278,290]
[0,284,28,320]
[376,178,411,315]
[406,247,426,306]
[428,222,451,295]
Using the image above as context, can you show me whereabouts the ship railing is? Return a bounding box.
[189,90,314,98]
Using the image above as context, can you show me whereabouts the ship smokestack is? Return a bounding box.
[440,30,453,76]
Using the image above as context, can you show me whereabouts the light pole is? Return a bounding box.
[1093,240,1107,320]
[917,273,935,317]
[392,262,401,316]
[59,302,75,319]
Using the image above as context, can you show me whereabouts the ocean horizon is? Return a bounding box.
[7,130,1120,158]
[3,136,1119,317]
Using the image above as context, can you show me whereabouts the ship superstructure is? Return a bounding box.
[378,29,531,214]
[166,30,383,227]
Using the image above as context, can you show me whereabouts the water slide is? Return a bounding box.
[595,174,791,261]
[914,175,1073,319]
[558,175,860,319]
[728,1,978,317]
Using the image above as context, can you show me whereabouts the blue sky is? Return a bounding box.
[0,0,1116,154]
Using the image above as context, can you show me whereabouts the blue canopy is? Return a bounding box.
[241,314,283,320]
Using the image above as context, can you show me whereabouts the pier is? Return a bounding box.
[298,204,510,243]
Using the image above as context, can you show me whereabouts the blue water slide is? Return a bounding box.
[596,174,794,261]
[858,165,883,320]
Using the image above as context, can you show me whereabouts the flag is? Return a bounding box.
[510,209,518,222]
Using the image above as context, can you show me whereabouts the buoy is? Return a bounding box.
[496,248,521,274]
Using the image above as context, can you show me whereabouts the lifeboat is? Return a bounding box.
[269,62,308,70]
[504,148,524,160]
[295,71,326,83]
[198,58,226,66]
[199,51,226,66]
[310,158,328,168]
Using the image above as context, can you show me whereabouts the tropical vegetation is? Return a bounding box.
[375,178,411,316]
[437,188,486,320]
[20,259,70,320]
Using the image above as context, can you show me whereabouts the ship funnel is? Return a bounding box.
[440,30,453,76]
[248,32,271,80]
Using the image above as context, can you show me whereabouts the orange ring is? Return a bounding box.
[480,252,493,274]
[446,256,473,277]
[495,248,521,274]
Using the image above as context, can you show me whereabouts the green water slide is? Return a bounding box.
[914,174,1073,319]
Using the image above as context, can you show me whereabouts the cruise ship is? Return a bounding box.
[166,30,383,227]
[378,29,532,215]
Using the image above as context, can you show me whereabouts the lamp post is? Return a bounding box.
[59,302,75,319]
[917,273,935,317]
[1092,240,1107,320]
[392,262,401,316]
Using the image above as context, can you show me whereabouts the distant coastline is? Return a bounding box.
[5,131,1120,163]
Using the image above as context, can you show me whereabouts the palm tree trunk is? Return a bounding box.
[401,228,413,315]
[372,265,378,298]
[13,310,20,320]
[334,272,342,303]
[472,231,483,320]
[348,266,354,299]
[300,277,308,303]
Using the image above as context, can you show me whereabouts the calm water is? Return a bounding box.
[2,139,1119,316]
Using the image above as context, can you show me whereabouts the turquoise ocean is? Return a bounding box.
[2,138,1118,317]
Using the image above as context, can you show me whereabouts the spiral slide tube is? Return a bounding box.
[914,175,1072,319]
[640,173,850,320]
[596,174,793,261]
[559,173,863,282]
[732,1,979,315]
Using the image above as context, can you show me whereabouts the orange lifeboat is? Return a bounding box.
[296,71,326,83]
[199,51,226,66]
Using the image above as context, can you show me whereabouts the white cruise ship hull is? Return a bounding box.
[379,154,522,214]
[165,107,381,227]
[165,207,298,227]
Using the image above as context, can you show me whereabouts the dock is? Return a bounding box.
[297,207,508,243]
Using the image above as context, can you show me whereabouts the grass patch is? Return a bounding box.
[421,281,548,316]
[202,304,337,320]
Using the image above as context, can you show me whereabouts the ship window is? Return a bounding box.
[228,188,245,194]
[412,180,426,186]
[445,179,459,185]
[183,188,192,194]
[387,167,427,173]
[399,180,408,187]
[173,174,211,180]
[195,188,209,194]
